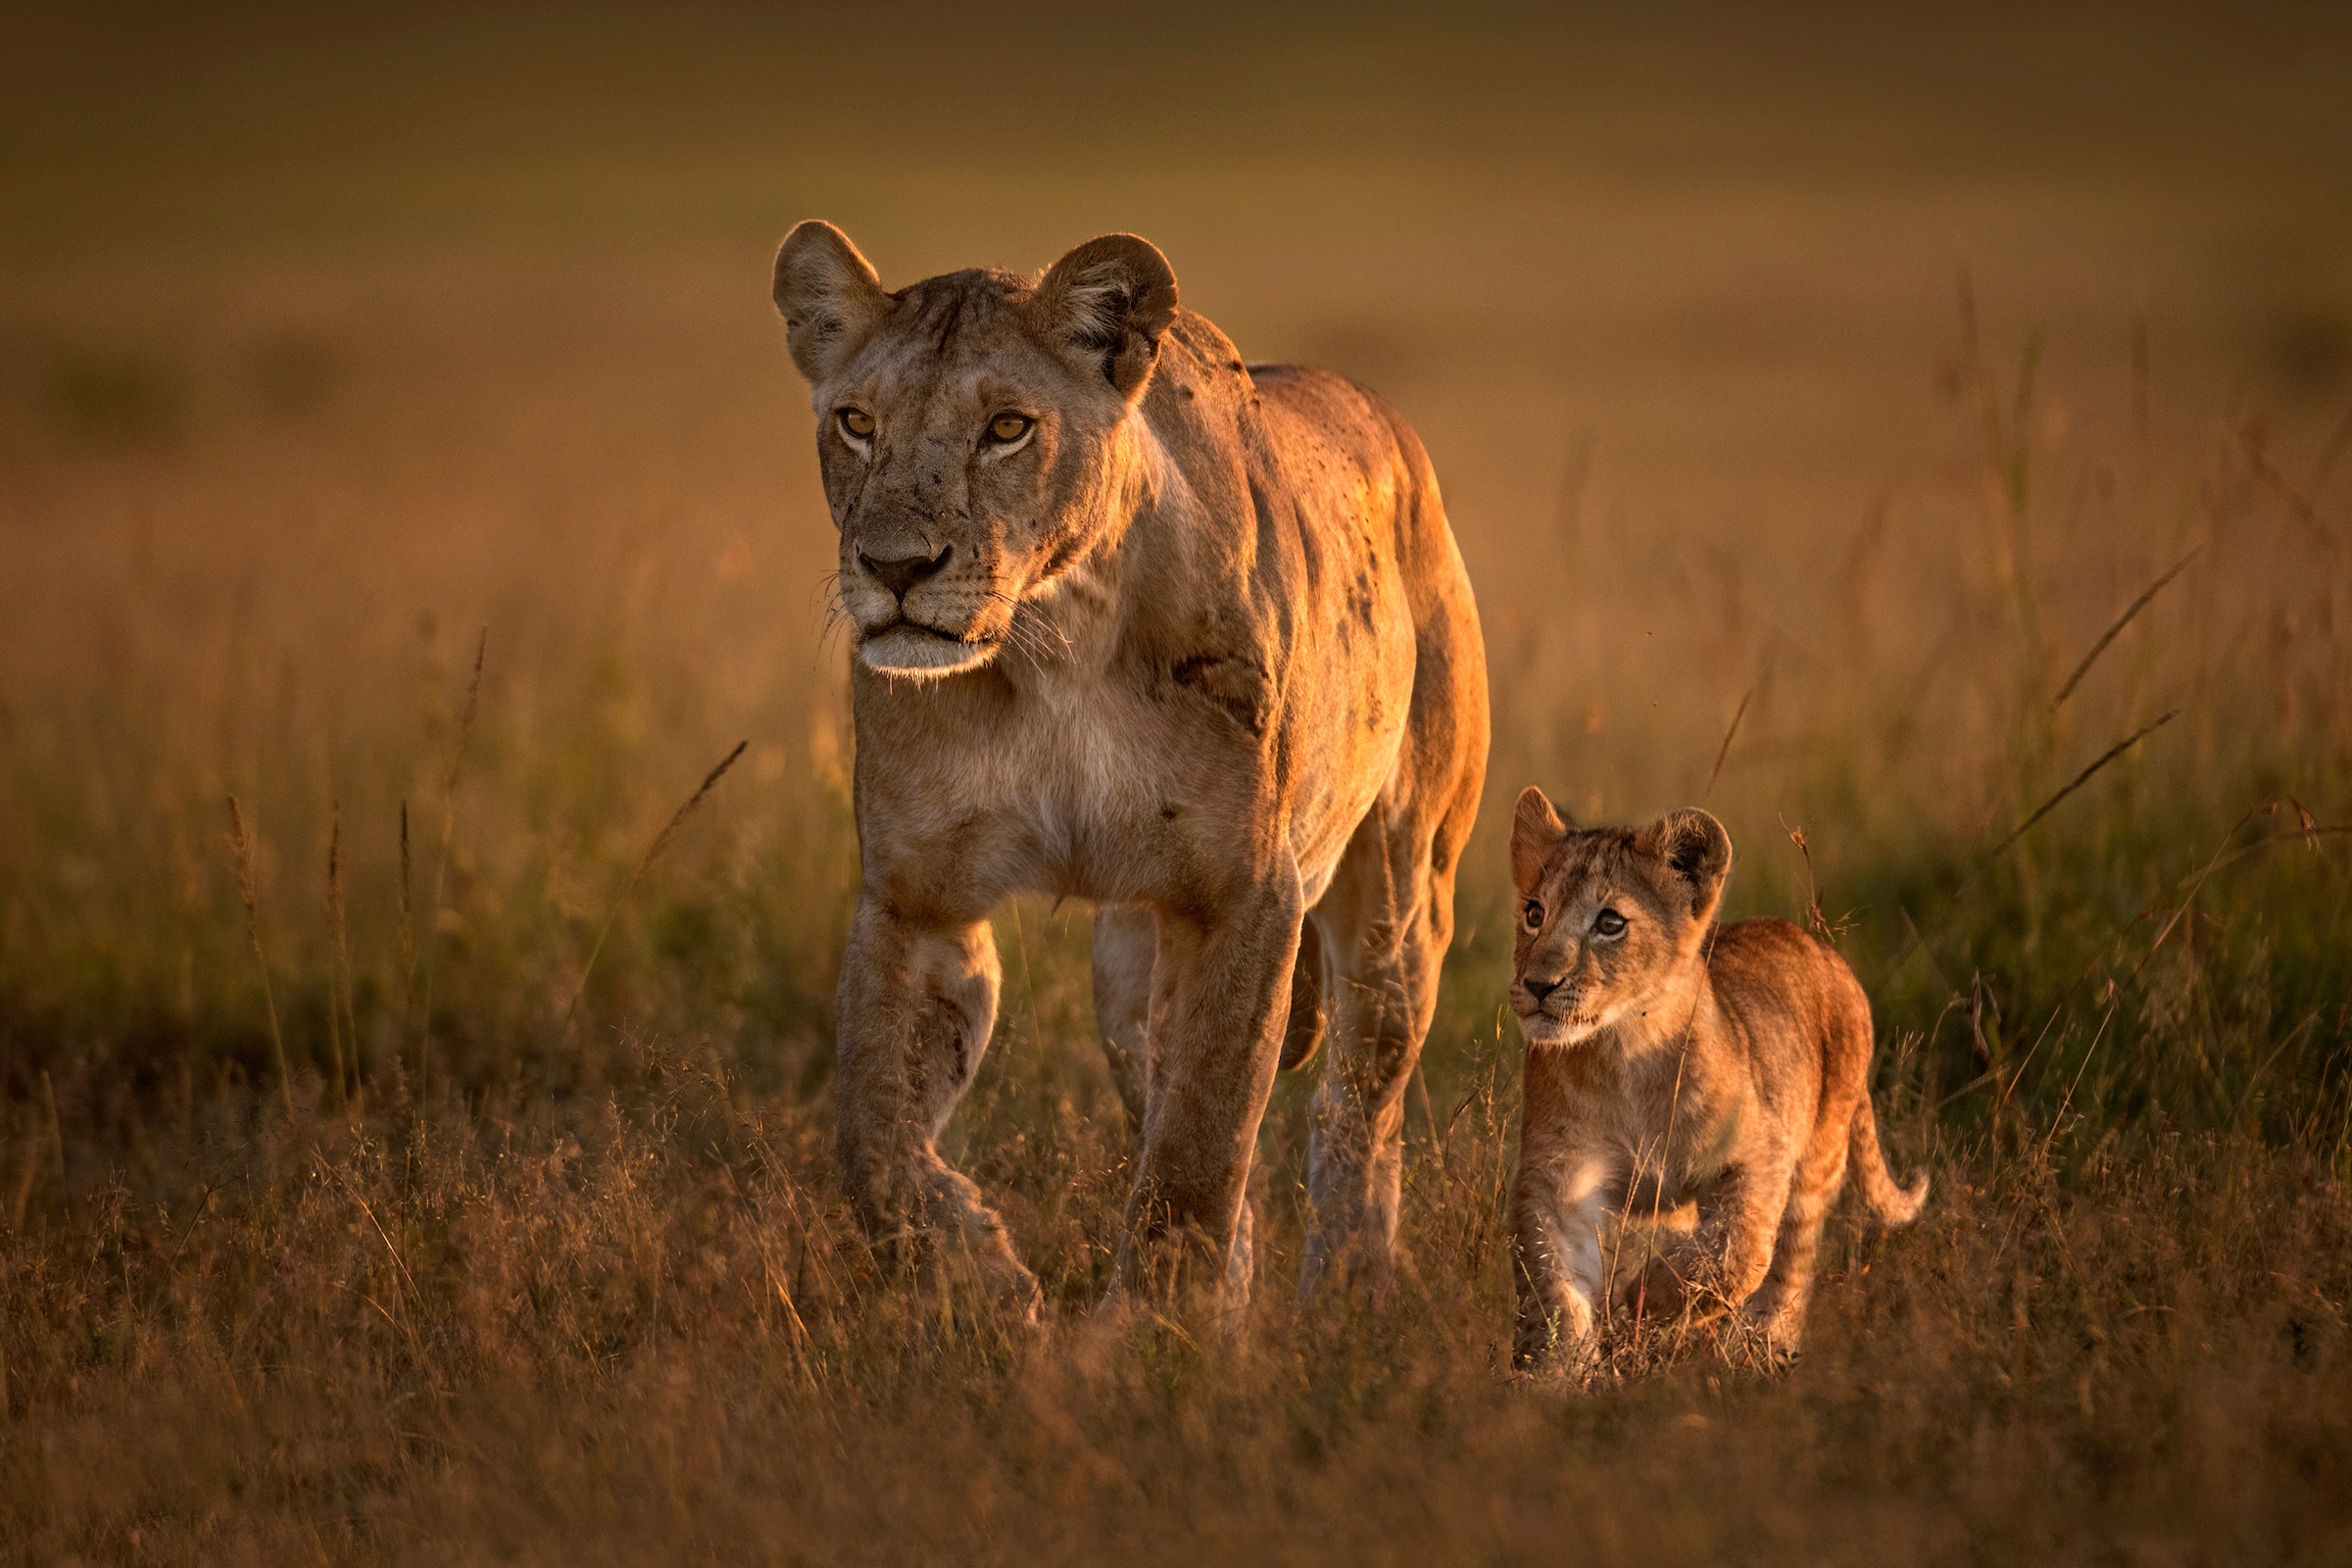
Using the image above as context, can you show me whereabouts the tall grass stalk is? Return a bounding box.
[325,802,359,1113]
[1987,709,2180,860]
[1701,685,1753,804]
[557,739,748,1046]
[397,799,416,1084]
[40,1070,65,1190]
[415,628,485,1103]
[225,796,296,1121]
[2050,549,2201,710]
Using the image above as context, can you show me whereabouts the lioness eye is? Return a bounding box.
[1522,900,1544,931]
[1595,909,1628,937]
[987,413,1032,443]
[838,409,875,438]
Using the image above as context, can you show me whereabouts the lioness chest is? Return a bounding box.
[853,619,1406,919]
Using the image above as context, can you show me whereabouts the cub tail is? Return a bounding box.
[1848,1091,1929,1228]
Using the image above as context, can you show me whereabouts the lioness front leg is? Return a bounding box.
[1300,802,1456,1297]
[834,897,1039,1314]
[1112,870,1303,1306]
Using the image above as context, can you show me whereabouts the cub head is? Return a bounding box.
[771,220,1179,679]
[1507,788,1733,1049]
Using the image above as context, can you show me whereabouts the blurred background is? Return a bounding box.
[2,0,2347,1115]
[9,12,2352,1557]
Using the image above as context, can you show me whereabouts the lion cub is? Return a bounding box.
[1504,788,1926,1369]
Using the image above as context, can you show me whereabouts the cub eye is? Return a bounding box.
[1594,909,1628,938]
[987,413,1033,443]
[837,409,875,439]
[1522,900,1544,931]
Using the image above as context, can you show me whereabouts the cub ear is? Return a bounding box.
[1642,808,1733,921]
[772,220,890,386]
[1032,233,1179,402]
[1509,785,1573,894]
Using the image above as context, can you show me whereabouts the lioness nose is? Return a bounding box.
[859,544,953,602]
[1523,977,1561,1003]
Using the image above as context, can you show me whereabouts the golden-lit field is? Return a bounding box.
[3,7,2349,1563]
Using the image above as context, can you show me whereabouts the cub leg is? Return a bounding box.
[1092,904,1155,1130]
[1745,984,1877,1352]
[1744,1139,1849,1354]
[1112,870,1303,1304]
[834,897,1038,1314]
[1301,802,1455,1296]
[1625,1161,1788,1330]
[1509,1141,1612,1370]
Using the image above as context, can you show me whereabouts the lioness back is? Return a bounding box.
[1246,362,1483,622]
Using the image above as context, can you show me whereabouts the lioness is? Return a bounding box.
[1504,789,1926,1368]
[771,222,1489,1308]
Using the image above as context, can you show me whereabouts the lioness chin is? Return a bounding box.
[771,221,1488,1312]
[1504,789,1928,1370]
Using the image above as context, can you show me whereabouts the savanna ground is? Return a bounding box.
[3,6,2350,1564]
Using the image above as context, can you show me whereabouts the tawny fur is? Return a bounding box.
[1503,788,1927,1369]
[771,221,1490,1311]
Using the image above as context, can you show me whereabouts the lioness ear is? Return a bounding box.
[1510,785,1572,894]
[1642,808,1733,921]
[772,220,890,385]
[1032,233,1178,402]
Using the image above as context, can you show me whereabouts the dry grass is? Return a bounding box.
[2,1040,2347,1564]
[4,8,2351,1564]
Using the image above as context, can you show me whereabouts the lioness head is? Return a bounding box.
[771,220,1180,678]
[1507,788,1733,1049]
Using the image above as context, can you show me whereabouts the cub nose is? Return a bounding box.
[859,543,953,602]
[1523,977,1562,1003]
